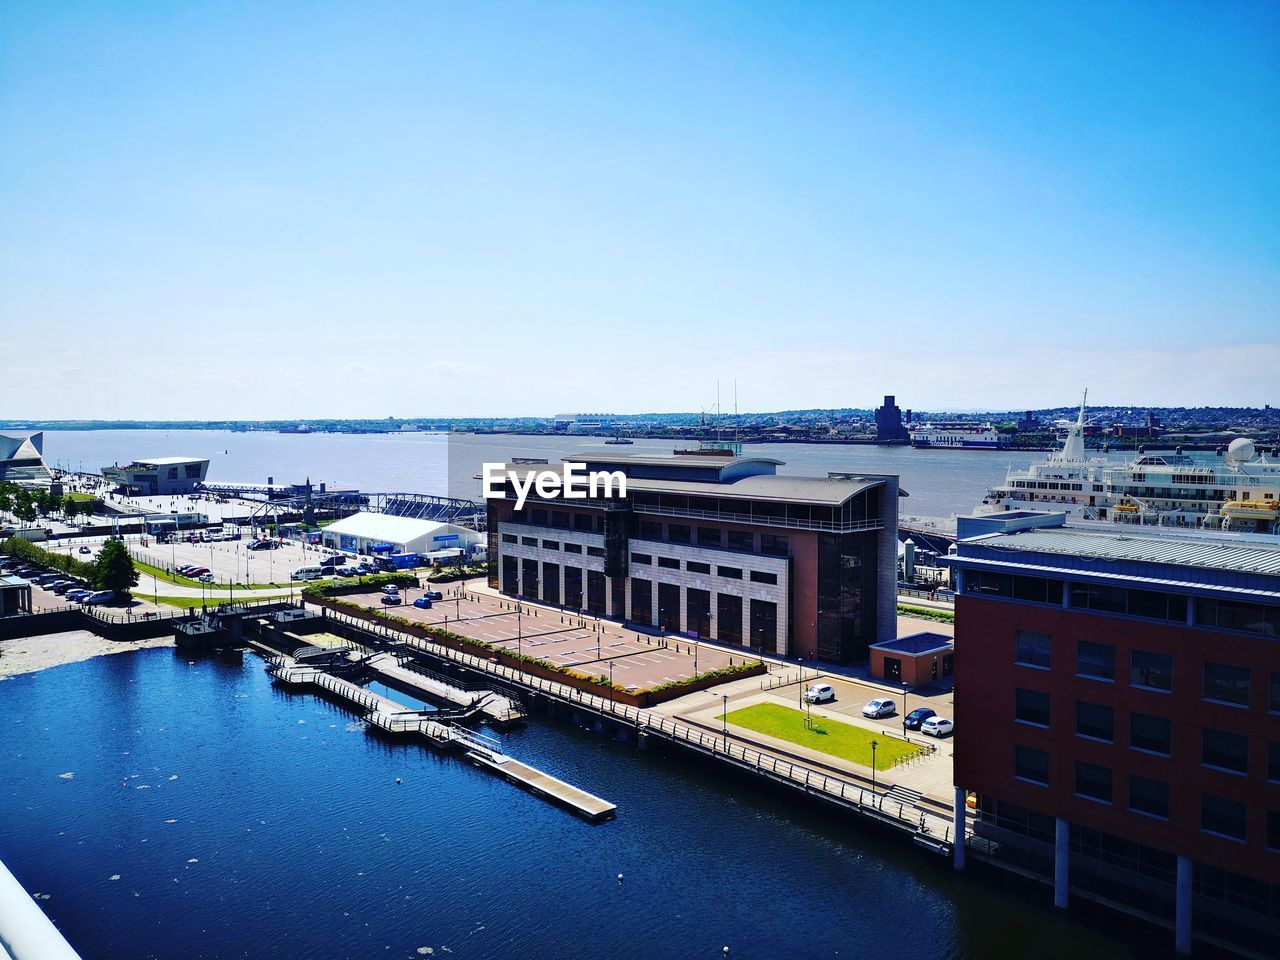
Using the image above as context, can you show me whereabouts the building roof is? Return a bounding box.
[323,512,465,544]
[625,473,885,505]
[871,632,953,655]
[573,453,785,470]
[133,457,209,466]
[0,574,31,589]
[974,526,1280,577]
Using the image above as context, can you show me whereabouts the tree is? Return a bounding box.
[14,491,36,524]
[91,540,138,595]
[63,496,79,521]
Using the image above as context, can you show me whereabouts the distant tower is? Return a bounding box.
[874,395,910,443]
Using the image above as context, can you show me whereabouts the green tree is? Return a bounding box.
[91,540,138,595]
[14,491,37,524]
[62,496,79,521]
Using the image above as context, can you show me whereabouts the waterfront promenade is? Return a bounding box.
[316,579,961,836]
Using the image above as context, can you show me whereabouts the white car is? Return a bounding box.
[802,683,835,704]
[921,716,954,738]
[862,698,896,719]
[381,584,400,595]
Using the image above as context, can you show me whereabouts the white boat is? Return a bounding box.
[977,392,1280,533]
[909,421,1006,449]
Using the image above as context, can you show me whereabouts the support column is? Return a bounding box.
[1054,817,1070,909]
[952,787,966,871]
[1175,855,1192,955]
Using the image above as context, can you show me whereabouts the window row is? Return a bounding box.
[628,552,777,583]
[634,521,789,556]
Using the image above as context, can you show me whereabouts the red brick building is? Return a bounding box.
[947,512,1280,955]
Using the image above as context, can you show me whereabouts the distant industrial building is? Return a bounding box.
[0,431,54,486]
[103,457,210,496]
[553,413,621,433]
[873,396,910,443]
[321,513,482,556]
[486,450,899,663]
[947,510,1280,956]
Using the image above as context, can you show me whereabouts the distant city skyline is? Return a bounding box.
[1,2,1277,419]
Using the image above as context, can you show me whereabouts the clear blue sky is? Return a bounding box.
[2,1,1277,419]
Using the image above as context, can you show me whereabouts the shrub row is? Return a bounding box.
[0,536,95,581]
[301,572,418,598]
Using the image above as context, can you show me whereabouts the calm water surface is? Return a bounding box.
[40,429,1124,518]
[0,651,1151,960]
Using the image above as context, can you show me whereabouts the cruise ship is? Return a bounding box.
[978,396,1280,533]
[909,421,1006,449]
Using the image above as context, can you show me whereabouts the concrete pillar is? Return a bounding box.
[1175,855,1192,955]
[1054,817,1069,909]
[952,787,966,871]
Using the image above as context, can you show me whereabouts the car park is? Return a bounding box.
[412,597,433,609]
[921,717,954,737]
[904,707,937,730]
[380,594,402,605]
[81,590,116,605]
[862,698,897,719]
[802,683,835,704]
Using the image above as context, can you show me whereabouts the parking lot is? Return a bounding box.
[338,580,750,692]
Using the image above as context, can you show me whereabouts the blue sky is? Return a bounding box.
[1,1,1277,418]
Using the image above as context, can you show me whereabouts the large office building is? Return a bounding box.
[873,395,910,442]
[485,451,899,662]
[948,511,1280,954]
[102,457,210,496]
[0,431,54,486]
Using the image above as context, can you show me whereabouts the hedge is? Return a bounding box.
[301,573,418,598]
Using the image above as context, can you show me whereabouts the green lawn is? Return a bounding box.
[135,559,281,590]
[726,702,917,769]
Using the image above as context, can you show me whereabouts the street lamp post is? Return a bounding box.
[871,740,879,795]
[797,657,804,706]
[902,682,910,735]
[608,660,614,692]
[721,694,728,750]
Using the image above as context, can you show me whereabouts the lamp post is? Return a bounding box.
[797,657,804,706]
[608,660,614,692]
[721,693,729,750]
[871,740,879,795]
[902,682,910,735]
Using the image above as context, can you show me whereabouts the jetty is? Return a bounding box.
[264,653,615,822]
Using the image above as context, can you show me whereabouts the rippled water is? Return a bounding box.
[0,651,1150,960]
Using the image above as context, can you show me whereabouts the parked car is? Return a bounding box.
[198,573,215,584]
[862,698,897,719]
[904,707,937,730]
[354,563,374,575]
[185,567,210,578]
[380,594,402,606]
[35,573,64,586]
[412,597,433,609]
[422,590,443,601]
[176,565,198,575]
[81,590,116,605]
[78,546,92,554]
[66,589,92,601]
[802,683,835,704]
[48,580,76,594]
[921,717,954,738]
[381,584,400,596]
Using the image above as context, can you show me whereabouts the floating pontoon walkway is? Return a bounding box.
[265,655,614,821]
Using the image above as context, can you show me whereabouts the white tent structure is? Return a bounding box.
[321,513,481,556]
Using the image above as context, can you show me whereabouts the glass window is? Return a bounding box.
[657,557,680,570]
[1269,811,1280,852]
[1196,598,1280,635]
[1270,742,1280,782]
[1129,712,1171,755]
[586,546,605,558]
[541,540,560,550]
[750,571,778,585]
[502,533,517,544]
[1076,640,1115,681]
[1270,673,1280,714]
[1014,688,1051,727]
[1015,630,1051,669]
[638,520,662,539]
[1201,794,1247,842]
[1076,701,1114,742]
[696,527,721,548]
[1012,575,1056,604]
[717,593,743,645]
[717,566,742,580]
[1074,761,1112,803]
[630,553,651,565]
[686,561,710,575]
[575,513,597,532]
[1130,650,1172,692]
[531,508,548,525]
[749,599,778,653]
[1203,662,1250,707]
[759,534,789,556]
[563,543,582,554]
[667,524,691,544]
[1202,729,1248,774]
[521,537,538,547]
[629,578,652,626]
[1128,774,1169,819]
[1014,745,1050,785]
[727,530,753,552]
[551,511,570,529]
